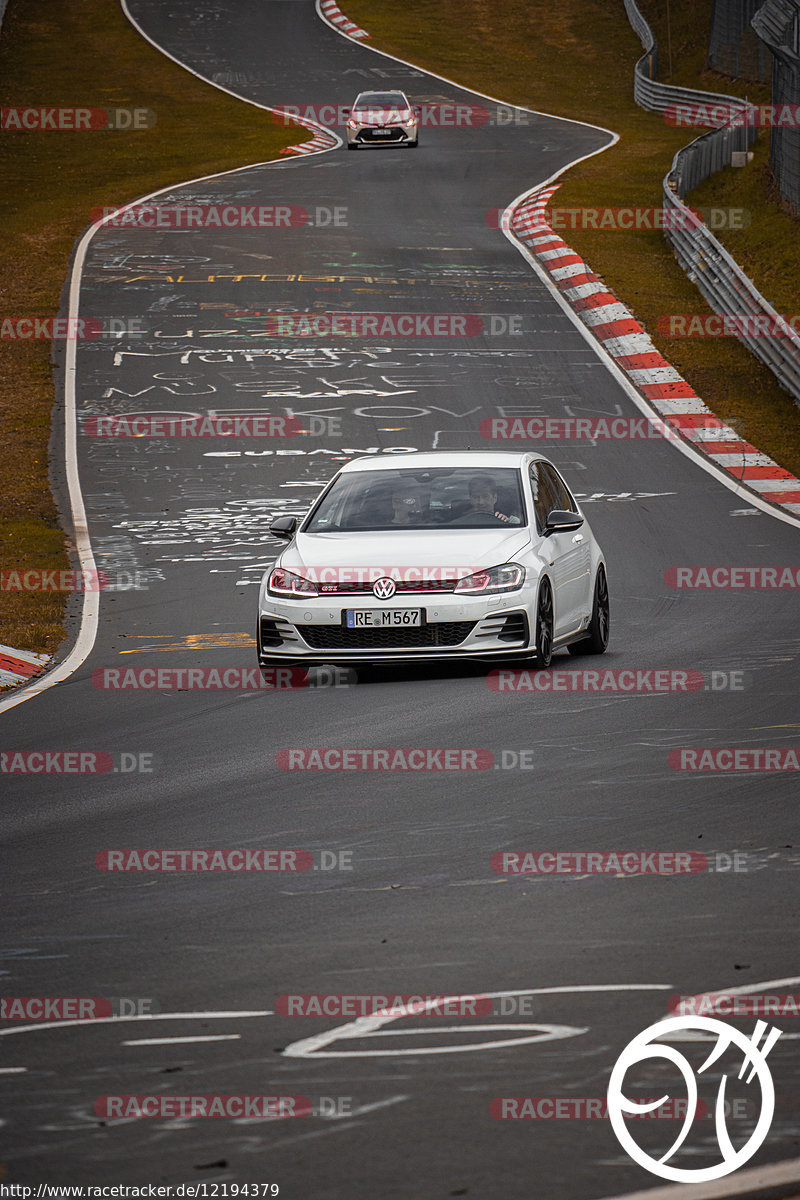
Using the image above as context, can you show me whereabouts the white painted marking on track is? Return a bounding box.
[282,984,673,1059]
[0,1067,27,1073]
[297,1023,589,1057]
[120,1034,242,1045]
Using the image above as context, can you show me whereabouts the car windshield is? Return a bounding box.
[304,468,526,532]
[354,93,408,109]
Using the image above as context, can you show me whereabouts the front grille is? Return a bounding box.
[318,579,459,596]
[301,622,476,650]
[359,128,406,142]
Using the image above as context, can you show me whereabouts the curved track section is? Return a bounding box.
[1,2,798,1193]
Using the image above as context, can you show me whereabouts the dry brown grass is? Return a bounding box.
[0,0,308,657]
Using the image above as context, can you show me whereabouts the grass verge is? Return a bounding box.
[342,0,800,478]
[0,0,310,661]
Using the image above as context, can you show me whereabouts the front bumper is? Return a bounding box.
[257,594,531,664]
[347,124,417,146]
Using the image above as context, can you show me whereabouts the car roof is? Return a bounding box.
[354,90,409,100]
[338,451,546,474]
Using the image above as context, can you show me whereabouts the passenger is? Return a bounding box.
[390,484,428,525]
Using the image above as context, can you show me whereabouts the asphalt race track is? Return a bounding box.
[1,1,799,1195]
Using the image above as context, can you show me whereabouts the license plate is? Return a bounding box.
[346,609,421,628]
[373,129,392,136]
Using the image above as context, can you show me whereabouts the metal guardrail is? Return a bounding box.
[622,0,800,403]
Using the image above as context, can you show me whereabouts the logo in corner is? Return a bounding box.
[607,1015,781,1182]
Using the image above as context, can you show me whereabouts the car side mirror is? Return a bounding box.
[269,515,298,540]
[413,106,421,114]
[341,107,351,115]
[542,509,583,536]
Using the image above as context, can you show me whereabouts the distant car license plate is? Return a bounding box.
[373,129,392,136]
[346,609,421,628]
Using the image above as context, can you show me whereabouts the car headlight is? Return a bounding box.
[268,567,318,597]
[407,115,418,125]
[454,563,525,595]
[347,120,359,129]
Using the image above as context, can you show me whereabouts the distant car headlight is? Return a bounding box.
[268,568,318,597]
[347,120,359,129]
[407,115,418,125]
[454,563,525,595]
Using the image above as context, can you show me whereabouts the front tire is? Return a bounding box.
[530,578,554,668]
[347,142,358,151]
[567,565,609,656]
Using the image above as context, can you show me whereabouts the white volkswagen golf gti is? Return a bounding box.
[257,452,609,671]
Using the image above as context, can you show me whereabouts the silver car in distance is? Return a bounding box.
[344,90,419,149]
[257,452,609,671]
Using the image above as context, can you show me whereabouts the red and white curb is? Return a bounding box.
[279,128,339,156]
[511,185,800,518]
[319,0,370,40]
[0,643,50,688]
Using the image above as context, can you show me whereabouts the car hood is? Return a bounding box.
[280,528,532,575]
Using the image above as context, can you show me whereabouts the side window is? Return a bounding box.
[529,463,557,533]
[538,463,578,515]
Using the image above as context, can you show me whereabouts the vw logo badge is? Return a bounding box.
[372,576,396,599]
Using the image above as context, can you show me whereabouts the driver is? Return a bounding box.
[468,475,510,523]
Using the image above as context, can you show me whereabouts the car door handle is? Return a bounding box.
[572,534,584,544]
